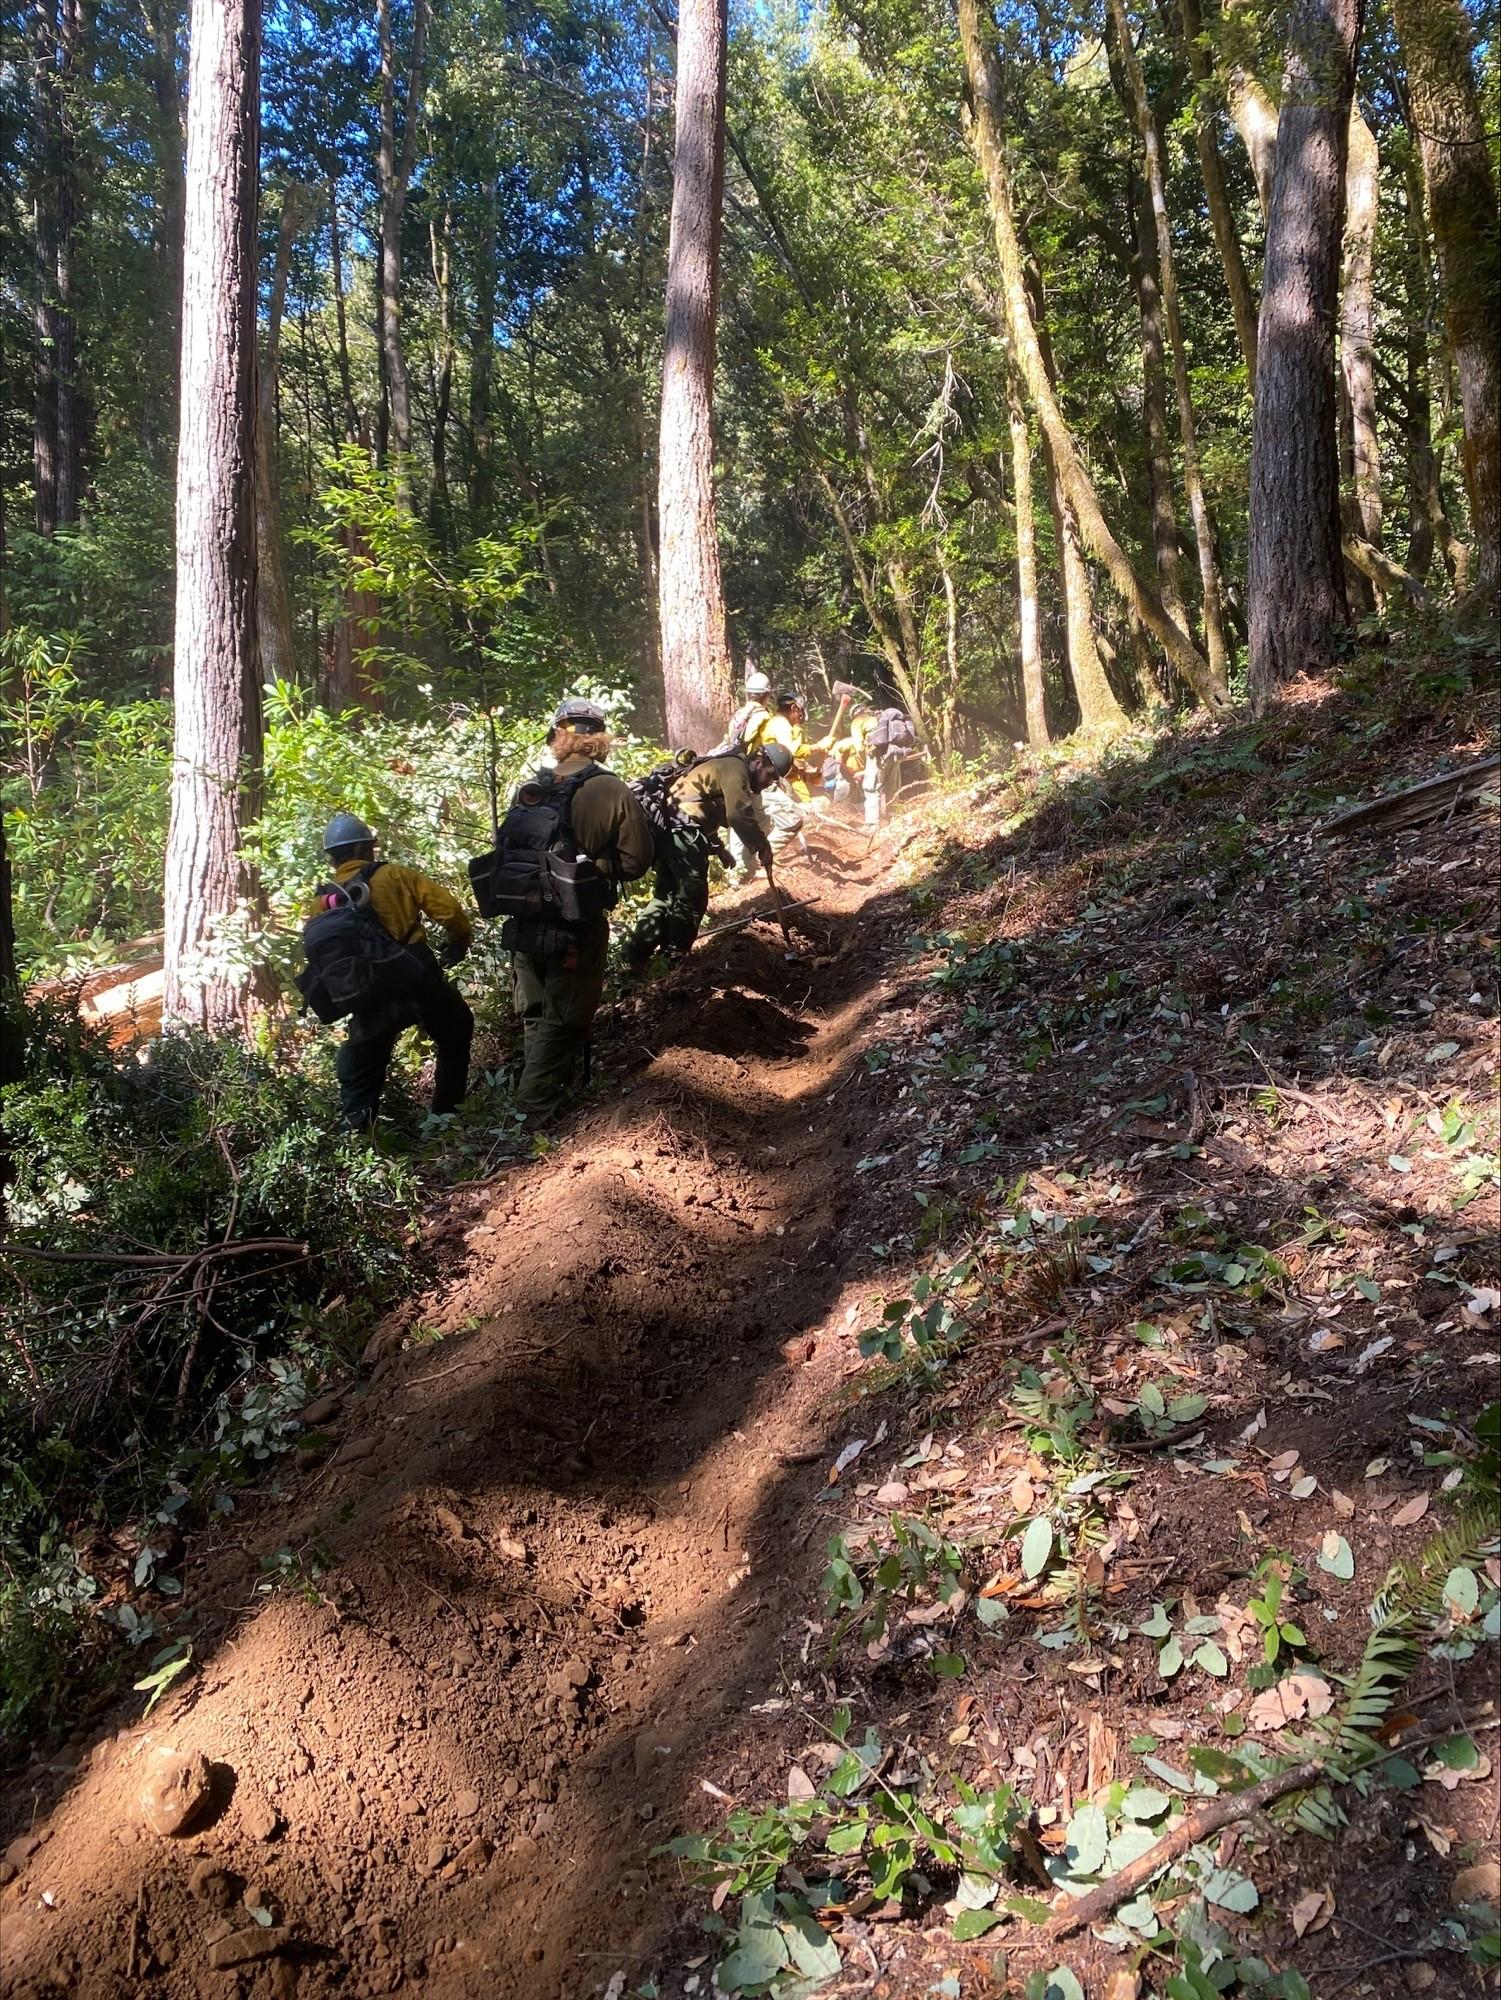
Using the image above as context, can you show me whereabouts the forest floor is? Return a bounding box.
[2,647,1499,2000]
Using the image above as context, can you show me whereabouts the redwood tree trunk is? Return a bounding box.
[1126,168,1187,629]
[656,0,731,750]
[1246,0,1364,704]
[957,0,1226,711]
[162,0,262,1028]
[144,0,186,453]
[467,182,498,515]
[1391,0,1500,596]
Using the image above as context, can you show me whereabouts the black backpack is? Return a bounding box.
[296,862,426,1024]
[870,708,917,754]
[468,768,617,929]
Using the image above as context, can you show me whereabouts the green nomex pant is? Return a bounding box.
[623,827,712,965]
[511,913,610,1117]
[337,954,474,1131]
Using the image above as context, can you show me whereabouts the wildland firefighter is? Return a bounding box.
[297,813,475,1133]
[733,687,850,878]
[625,741,793,971]
[468,697,653,1121]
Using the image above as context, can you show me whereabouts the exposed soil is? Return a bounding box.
[3,668,1498,2000]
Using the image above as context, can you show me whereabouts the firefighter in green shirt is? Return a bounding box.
[511,698,655,1120]
[624,743,791,971]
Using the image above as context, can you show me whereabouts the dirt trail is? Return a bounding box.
[1,813,934,2000]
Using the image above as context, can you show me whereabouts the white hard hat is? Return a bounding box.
[744,668,771,697]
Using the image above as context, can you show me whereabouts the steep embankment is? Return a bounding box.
[2,660,1498,2000]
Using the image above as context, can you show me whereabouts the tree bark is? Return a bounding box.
[143,0,186,450]
[162,0,262,1028]
[467,181,498,515]
[1391,0,1500,596]
[1246,0,1364,705]
[957,0,1227,712]
[328,182,361,445]
[1400,145,1458,585]
[1339,103,1383,558]
[657,0,731,750]
[1176,0,1260,381]
[1121,151,1188,627]
[256,183,305,688]
[428,210,454,548]
[1006,363,1048,746]
[30,0,83,533]
[1222,0,1280,215]
[375,0,429,507]
[1109,0,1232,685]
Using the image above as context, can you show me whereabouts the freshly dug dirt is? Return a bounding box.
[0,812,922,2000]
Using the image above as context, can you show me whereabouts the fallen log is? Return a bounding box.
[1321,754,1499,837]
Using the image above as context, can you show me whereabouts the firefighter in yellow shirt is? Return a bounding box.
[737,689,849,877]
[317,812,474,1131]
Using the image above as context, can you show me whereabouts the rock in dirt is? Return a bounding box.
[440,1835,494,1884]
[139,1745,213,1836]
[240,1794,280,1842]
[297,1393,342,1427]
[453,1790,480,1819]
[188,1860,239,1909]
[207,1926,289,1970]
[1454,1861,1501,1908]
[334,1434,377,1467]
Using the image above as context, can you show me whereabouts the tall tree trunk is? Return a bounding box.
[1109,0,1232,684]
[162,0,262,1028]
[327,181,360,444]
[143,0,186,457]
[1006,363,1048,746]
[31,0,82,533]
[1222,0,1280,214]
[1246,0,1364,705]
[1401,146,1456,584]
[428,210,454,548]
[467,181,498,516]
[256,183,304,688]
[1126,168,1188,628]
[1391,0,1500,596]
[1339,103,1383,558]
[1176,0,1259,380]
[375,0,428,507]
[957,0,1227,711]
[656,0,731,750]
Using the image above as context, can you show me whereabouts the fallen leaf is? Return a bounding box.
[1010,1471,1036,1513]
[1247,1672,1334,1732]
[1290,1474,1318,1499]
[874,1482,909,1505]
[1391,1493,1431,1527]
[786,1765,817,1802]
[1331,1489,1355,1518]
[1317,1532,1355,1580]
[1290,1888,1334,1938]
[1267,1449,1301,1471]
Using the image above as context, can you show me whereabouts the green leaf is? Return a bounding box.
[1317,1535,1355,1581]
[1158,1634,1185,1678]
[1020,1515,1055,1580]
[1003,1894,1053,1925]
[1444,1566,1480,1618]
[931,1651,966,1678]
[952,1908,1005,1941]
[1202,1867,1259,1913]
[1063,1801,1109,1876]
[1121,1785,1172,1821]
[784,1911,841,1980]
[1434,1733,1479,1771]
[1140,1382,1167,1420]
[975,1594,1009,1628]
[1106,1821,1163,1872]
[1139,1602,1172,1639]
[1354,1275,1381,1302]
[1168,1394,1209,1424]
[717,1923,789,1990]
[1193,1640,1229,1677]
[1042,1970,1086,2000]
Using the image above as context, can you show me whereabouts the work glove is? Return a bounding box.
[439,935,470,969]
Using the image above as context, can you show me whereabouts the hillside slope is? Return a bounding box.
[2,652,1498,2000]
